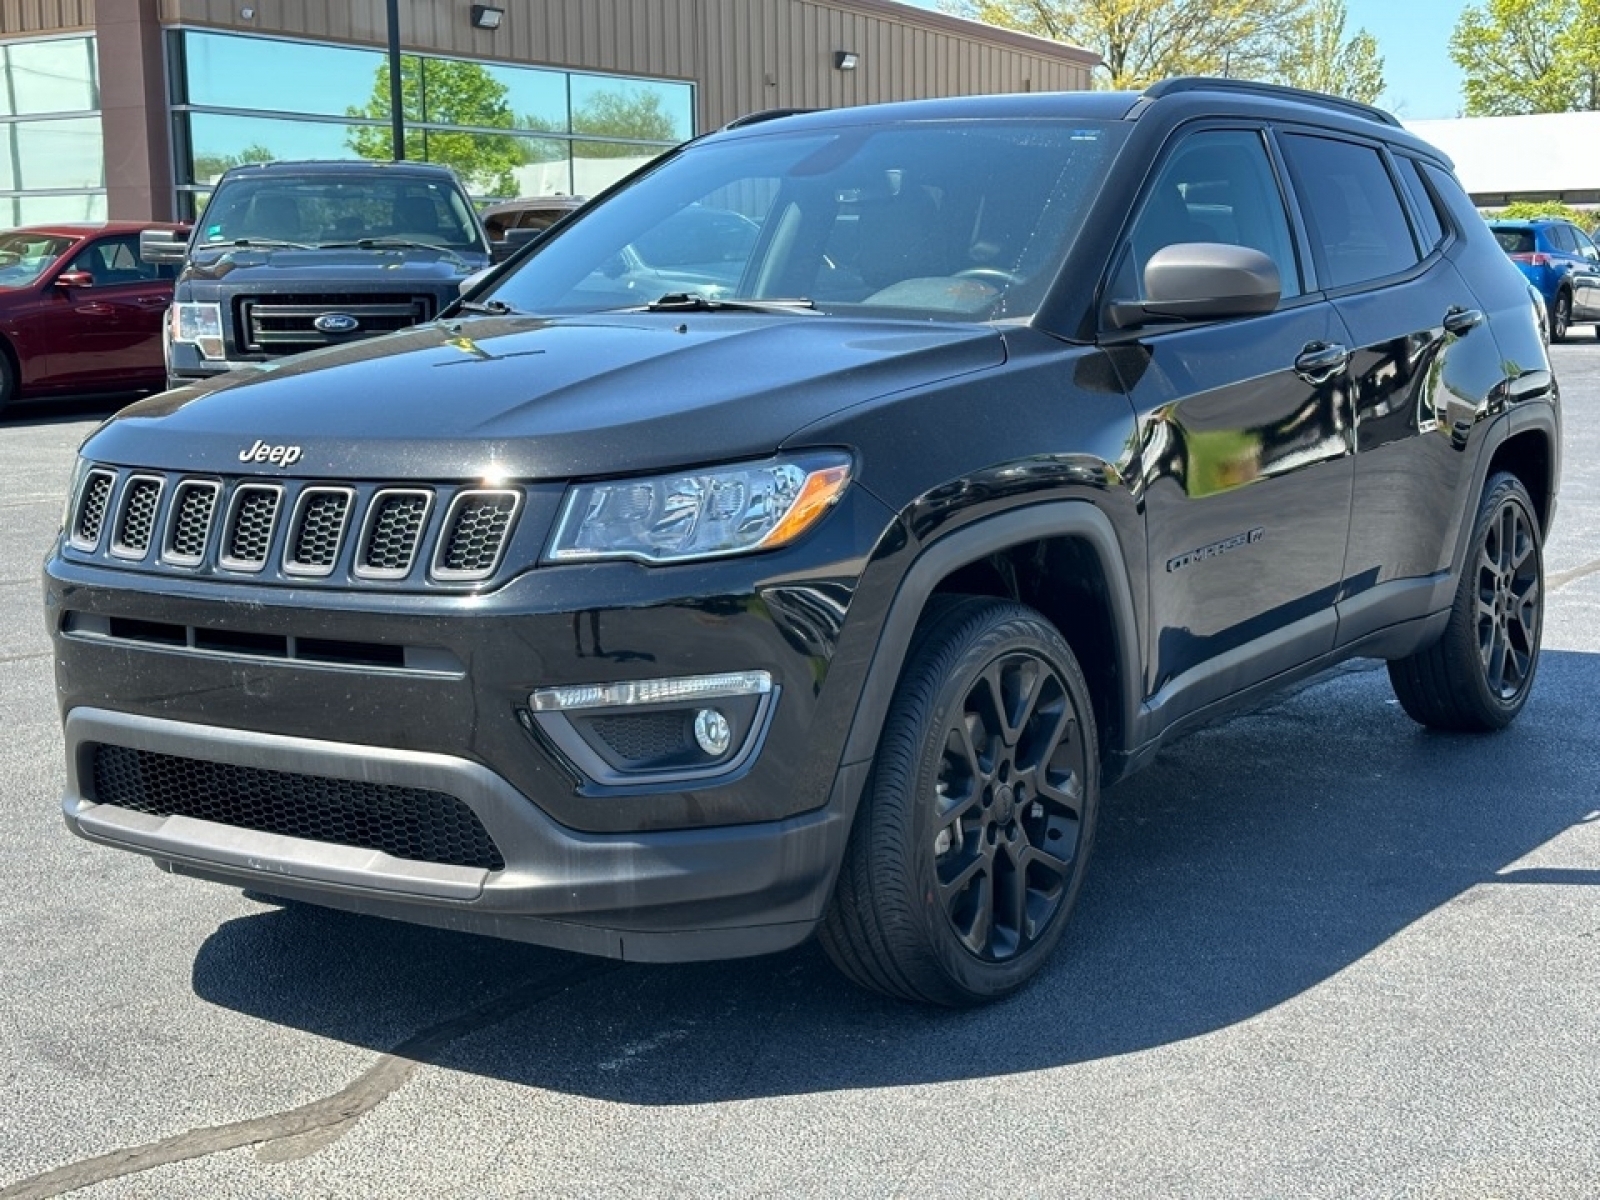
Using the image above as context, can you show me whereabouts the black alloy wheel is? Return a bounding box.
[820,596,1099,1006]
[1552,291,1571,342]
[1389,472,1543,731]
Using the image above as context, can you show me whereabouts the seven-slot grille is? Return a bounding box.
[66,468,521,587]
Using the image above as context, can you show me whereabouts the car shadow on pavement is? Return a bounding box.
[191,650,1600,1103]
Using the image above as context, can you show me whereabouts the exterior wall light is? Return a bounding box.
[470,5,505,30]
[834,51,859,70]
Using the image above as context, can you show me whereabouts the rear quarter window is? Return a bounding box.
[1395,157,1446,253]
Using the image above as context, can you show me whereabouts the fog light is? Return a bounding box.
[694,708,731,756]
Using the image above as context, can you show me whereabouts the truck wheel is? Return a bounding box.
[1388,472,1543,731]
[1552,291,1571,342]
[820,597,1099,1006]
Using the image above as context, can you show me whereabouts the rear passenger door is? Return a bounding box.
[1274,132,1507,645]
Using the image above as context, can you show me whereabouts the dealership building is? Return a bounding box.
[0,0,1096,225]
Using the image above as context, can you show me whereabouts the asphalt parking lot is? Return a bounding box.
[3,346,1599,1199]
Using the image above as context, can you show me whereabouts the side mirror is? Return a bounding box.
[138,228,188,265]
[490,227,543,264]
[55,270,95,289]
[1108,243,1281,329]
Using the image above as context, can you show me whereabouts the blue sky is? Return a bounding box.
[894,0,1468,119]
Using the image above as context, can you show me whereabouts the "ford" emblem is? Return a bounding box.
[313,312,361,334]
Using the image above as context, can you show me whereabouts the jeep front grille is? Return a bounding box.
[111,475,163,559]
[221,485,283,571]
[91,744,505,871]
[433,491,521,580]
[70,468,116,550]
[357,489,433,578]
[284,488,354,576]
[63,467,525,590]
[164,481,220,565]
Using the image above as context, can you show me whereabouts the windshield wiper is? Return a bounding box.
[456,298,520,316]
[644,292,818,315]
[340,237,468,263]
[225,237,313,250]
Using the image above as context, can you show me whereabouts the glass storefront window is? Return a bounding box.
[571,74,693,143]
[6,117,104,190]
[171,30,693,207]
[180,31,386,118]
[184,112,384,185]
[572,140,663,196]
[1,37,97,116]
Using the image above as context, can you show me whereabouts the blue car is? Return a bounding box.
[1489,217,1600,342]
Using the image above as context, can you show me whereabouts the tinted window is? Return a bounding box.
[1111,128,1301,305]
[1545,224,1575,254]
[488,120,1127,322]
[1395,157,1446,252]
[1493,227,1535,255]
[1280,133,1420,288]
[1575,226,1600,259]
[66,235,163,284]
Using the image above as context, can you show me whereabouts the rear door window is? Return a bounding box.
[1279,133,1421,289]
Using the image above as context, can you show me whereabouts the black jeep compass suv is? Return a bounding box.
[47,79,1559,1006]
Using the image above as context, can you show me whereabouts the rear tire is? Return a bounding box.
[1388,472,1543,731]
[820,597,1099,1006]
[0,346,15,418]
[1551,290,1571,342]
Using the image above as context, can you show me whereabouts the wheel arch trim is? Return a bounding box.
[836,500,1142,781]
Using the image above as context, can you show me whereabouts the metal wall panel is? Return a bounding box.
[156,0,1094,130]
[0,0,95,35]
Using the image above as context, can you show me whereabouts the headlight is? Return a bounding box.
[546,453,852,564]
[168,302,225,360]
[60,455,90,534]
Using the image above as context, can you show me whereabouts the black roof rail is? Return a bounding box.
[1140,77,1402,128]
[721,108,814,131]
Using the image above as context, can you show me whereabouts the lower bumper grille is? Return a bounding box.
[91,745,505,871]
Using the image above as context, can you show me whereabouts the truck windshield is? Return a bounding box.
[485,118,1127,322]
[196,175,482,252]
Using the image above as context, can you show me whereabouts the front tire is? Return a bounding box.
[820,597,1099,1006]
[1388,472,1543,731]
[0,346,15,418]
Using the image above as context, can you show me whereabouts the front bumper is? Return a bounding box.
[63,708,861,960]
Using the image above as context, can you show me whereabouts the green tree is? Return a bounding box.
[1270,0,1384,103]
[1495,200,1597,225]
[347,58,529,195]
[1450,0,1600,115]
[572,89,680,156]
[942,0,1316,90]
[192,142,274,185]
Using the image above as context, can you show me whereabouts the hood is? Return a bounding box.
[180,244,485,288]
[84,313,1006,480]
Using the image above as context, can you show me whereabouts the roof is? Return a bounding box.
[2,221,186,237]
[221,160,462,179]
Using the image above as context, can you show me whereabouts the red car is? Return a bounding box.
[0,221,186,417]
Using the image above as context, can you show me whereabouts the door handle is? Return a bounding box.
[1294,341,1349,384]
[1443,306,1484,335]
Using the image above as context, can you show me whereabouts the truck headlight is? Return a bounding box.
[168,302,225,360]
[545,453,851,564]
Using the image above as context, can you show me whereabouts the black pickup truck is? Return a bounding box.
[142,160,491,389]
[56,80,1559,1006]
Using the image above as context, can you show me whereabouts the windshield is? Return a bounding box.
[0,231,73,287]
[485,118,1126,322]
[196,174,483,252]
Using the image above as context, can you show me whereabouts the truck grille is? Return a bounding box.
[65,466,523,589]
[92,744,505,871]
[237,293,434,356]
